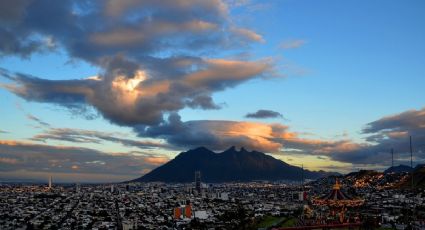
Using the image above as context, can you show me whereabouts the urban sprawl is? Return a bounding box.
[1,171,425,229]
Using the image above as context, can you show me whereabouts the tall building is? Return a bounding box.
[75,183,81,193]
[195,171,201,193]
[48,175,52,189]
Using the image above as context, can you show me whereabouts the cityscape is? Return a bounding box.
[1,0,425,229]
[2,166,425,229]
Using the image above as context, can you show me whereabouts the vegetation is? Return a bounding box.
[256,215,285,228]
[280,217,296,227]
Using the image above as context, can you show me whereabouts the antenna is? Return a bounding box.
[410,136,414,189]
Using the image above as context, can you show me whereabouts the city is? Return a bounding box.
[1,167,425,229]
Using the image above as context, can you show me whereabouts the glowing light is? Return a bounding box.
[112,70,146,92]
[71,165,79,170]
[86,75,102,81]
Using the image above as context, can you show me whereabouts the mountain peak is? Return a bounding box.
[225,146,236,152]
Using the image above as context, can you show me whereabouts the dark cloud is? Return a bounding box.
[0,0,31,23]
[0,0,263,61]
[245,109,283,119]
[0,140,169,179]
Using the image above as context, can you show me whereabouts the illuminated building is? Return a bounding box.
[312,179,364,223]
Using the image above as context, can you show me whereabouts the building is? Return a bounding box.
[173,207,182,219]
[195,171,201,193]
[173,203,192,219]
[48,175,52,189]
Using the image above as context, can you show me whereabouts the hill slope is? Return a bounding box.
[133,146,338,183]
[384,164,412,174]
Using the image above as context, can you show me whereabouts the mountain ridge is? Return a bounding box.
[132,146,339,183]
[384,164,412,174]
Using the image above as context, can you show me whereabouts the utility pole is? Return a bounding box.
[410,136,414,189]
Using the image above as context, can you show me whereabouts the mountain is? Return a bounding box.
[384,164,412,174]
[132,146,338,183]
[398,165,425,188]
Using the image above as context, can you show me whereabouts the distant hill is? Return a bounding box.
[345,170,381,179]
[398,165,425,188]
[384,164,412,174]
[132,146,338,183]
[309,168,409,191]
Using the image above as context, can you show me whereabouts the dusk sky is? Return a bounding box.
[1,0,425,182]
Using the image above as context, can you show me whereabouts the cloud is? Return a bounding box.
[0,0,31,22]
[0,140,169,182]
[325,108,425,165]
[0,129,9,134]
[230,27,265,43]
[245,109,283,119]
[225,0,272,12]
[0,0,261,61]
[26,114,50,127]
[136,114,281,152]
[136,113,299,152]
[1,57,272,126]
[279,39,306,49]
[30,127,170,150]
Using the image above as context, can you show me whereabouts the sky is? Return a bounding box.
[1,0,425,183]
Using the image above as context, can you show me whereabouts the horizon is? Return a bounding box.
[1,0,425,183]
[0,145,417,184]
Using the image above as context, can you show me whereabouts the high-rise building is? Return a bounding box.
[195,171,201,193]
[48,175,52,189]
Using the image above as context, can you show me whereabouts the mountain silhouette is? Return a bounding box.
[132,146,338,183]
[384,164,412,174]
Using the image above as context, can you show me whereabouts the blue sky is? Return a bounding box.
[0,0,424,182]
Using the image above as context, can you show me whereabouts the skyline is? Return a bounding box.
[1,0,425,182]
